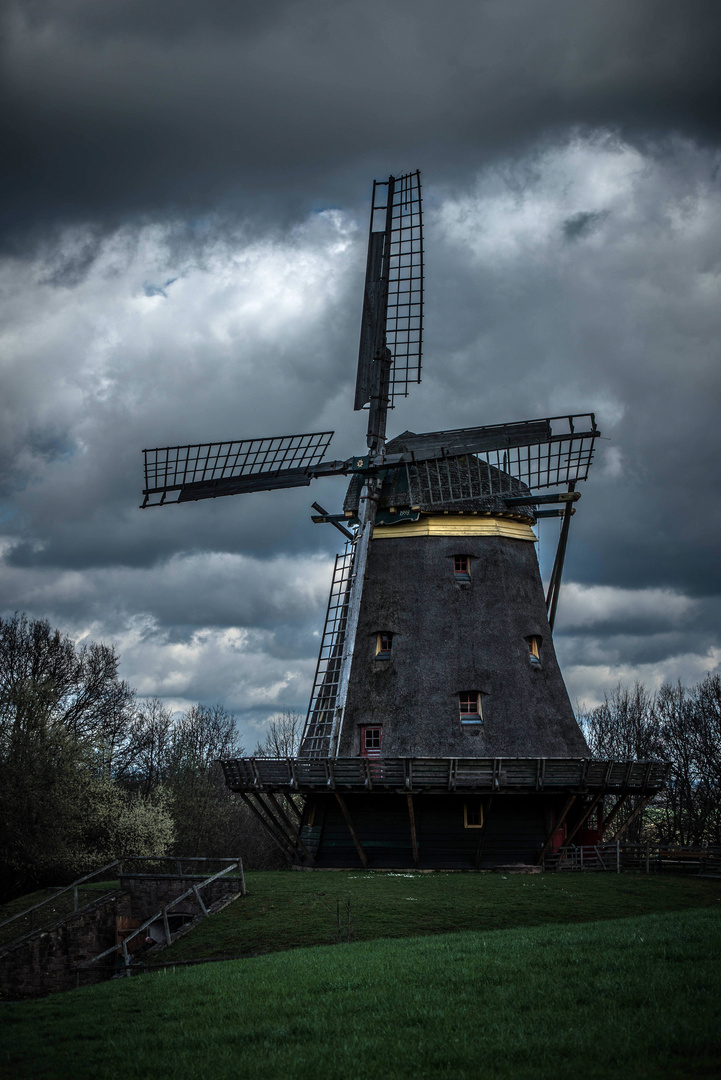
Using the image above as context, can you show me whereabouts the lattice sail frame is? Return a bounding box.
[386,171,424,402]
[142,431,333,506]
[404,415,598,505]
[355,171,424,410]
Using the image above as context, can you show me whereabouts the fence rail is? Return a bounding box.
[545,843,721,874]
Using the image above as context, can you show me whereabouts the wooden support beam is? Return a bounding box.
[334,793,368,868]
[407,795,419,868]
[602,794,628,836]
[282,790,303,823]
[610,795,653,843]
[238,792,295,864]
[546,482,576,631]
[474,795,493,869]
[263,792,313,862]
[536,795,576,866]
[555,792,604,867]
[192,884,209,917]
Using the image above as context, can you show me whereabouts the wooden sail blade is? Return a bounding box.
[354,171,423,411]
[385,419,554,461]
[176,467,313,503]
[389,415,600,505]
[141,431,333,507]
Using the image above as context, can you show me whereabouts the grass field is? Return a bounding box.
[1,905,720,1080]
[148,868,721,964]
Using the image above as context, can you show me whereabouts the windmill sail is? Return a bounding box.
[386,415,599,505]
[355,171,423,410]
[142,431,334,506]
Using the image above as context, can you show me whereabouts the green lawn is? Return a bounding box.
[2,907,719,1079]
[149,869,721,964]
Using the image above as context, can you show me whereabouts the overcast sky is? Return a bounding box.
[1,0,720,747]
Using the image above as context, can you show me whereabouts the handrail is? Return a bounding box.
[0,856,245,946]
[79,859,245,972]
[0,859,121,934]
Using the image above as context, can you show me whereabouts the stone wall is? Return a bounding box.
[0,871,243,999]
[118,874,242,920]
[0,894,119,999]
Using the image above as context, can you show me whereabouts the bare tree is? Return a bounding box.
[254,709,303,758]
[578,674,721,845]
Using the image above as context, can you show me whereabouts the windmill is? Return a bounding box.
[142,172,669,869]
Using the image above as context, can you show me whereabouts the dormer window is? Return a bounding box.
[459,691,482,724]
[528,636,542,664]
[375,632,393,660]
[453,555,470,583]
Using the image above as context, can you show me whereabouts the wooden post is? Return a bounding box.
[407,795,419,868]
[73,886,78,912]
[334,793,368,868]
[610,795,652,843]
[237,858,246,896]
[264,791,313,861]
[602,794,628,837]
[536,795,576,866]
[645,842,650,874]
[474,795,493,869]
[162,907,171,945]
[546,482,575,631]
[238,792,295,863]
[616,840,620,874]
[283,792,303,824]
[192,885,209,917]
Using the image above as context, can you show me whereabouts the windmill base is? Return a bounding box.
[299,793,579,870]
[222,756,670,871]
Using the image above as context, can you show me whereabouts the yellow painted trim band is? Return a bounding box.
[372,516,537,541]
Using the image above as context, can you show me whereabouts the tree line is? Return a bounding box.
[3,611,719,897]
[578,675,721,845]
[0,614,294,899]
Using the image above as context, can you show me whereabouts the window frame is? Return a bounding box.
[463,801,484,829]
[360,725,383,757]
[453,554,471,582]
[459,691,483,724]
[375,632,393,660]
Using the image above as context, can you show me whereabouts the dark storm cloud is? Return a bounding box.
[562,211,610,241]
[1,2,719,728]
[2,0,721,244]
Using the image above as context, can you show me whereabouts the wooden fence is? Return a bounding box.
[546,843,721,874]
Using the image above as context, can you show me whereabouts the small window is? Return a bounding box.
[459,691,482,724]
[464,801,484,829]
[528,636,542,663]
[375,632,393,660]
[360,725,382,757]
[453,555,470,581]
